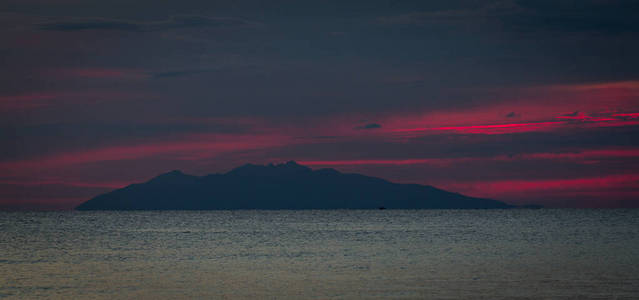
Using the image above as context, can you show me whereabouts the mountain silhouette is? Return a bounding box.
[76,161,514,210]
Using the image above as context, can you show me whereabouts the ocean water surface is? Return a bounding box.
[1,209,638,299]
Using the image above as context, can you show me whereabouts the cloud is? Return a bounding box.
[152,69,215,79]
[378,0,639,35]
[613,113,639,119]
[505,112,518,118]
[561,111,580,117]
[0,91,152,111]
[0,133,291,171]
[440,174,639,208]
[47,68,149,80]
[0,117,266,162]
[38,15,260,32]
[355,123,382,130]
[390,121,565,135]
[300,158,451,166]
[39,19,140,31]
[388,117,639,136]
[378,0,524,25]
[511,1,639,35]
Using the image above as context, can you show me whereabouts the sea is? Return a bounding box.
[1,209,638,299]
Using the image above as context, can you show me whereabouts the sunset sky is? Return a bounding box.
[2,0,639,209]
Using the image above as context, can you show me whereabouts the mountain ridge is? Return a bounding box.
[76,161,518,210]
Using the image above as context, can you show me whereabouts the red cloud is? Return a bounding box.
[438,174,639,208]
[299,147,639,168]
[0,133,291,172]
[51,68,148,80]
[389,121,565,135]
[299,158,458,166]
[368,79,639,137]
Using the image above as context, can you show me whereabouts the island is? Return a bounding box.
[76,161,514,210]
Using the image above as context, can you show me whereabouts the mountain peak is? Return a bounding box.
[148,169,192,184]
[284,160,300,166]
[153,169,185,177]
[277,160,311,171]
[227,161,311,176]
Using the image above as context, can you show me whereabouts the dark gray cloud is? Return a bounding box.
[39,19,140,31]
[38,15,260,32]
[355,123,382,130]
[0,120,254,161]
[378,0,523,25]
[561,111,579,117]
[152,69,216,79]
[505,112,518,118]
[378,0,639,35]
[513,0,639,34]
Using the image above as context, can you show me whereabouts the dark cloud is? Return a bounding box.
[378,0,523,25]
[355,123,382,130]
[513,0,639,34]
[39,19,140,31]
[561,111,579,117]
[0,120,255,161]
[505,112,518,118]
[379,0,639,35]
[152,69,215,79]
[38,15,260,32]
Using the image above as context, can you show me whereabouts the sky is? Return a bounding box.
[1,0,639,209]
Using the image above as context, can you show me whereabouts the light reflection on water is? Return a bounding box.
[1,209,638,299]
